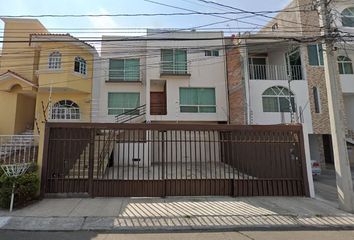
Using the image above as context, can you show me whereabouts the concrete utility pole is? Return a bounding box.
[319,0,354,212]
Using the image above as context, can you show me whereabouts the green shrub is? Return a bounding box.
[0,168,39,209]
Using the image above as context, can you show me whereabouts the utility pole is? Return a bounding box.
[319,0,354,212]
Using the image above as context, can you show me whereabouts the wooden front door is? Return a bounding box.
[150,92,166,115]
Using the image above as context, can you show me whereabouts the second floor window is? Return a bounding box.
[48,51,61,69]
[74,57,87,75]
[109,59,140,81]
[307,44,324,66]
[337,56,353,74]
[161,49,187,74]
[342,7,354,27]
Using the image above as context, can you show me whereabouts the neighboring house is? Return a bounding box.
[95,29,228,124]
[0,18,99,165]
[227,0,354,167]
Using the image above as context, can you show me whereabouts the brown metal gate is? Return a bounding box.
[41,123,309,197]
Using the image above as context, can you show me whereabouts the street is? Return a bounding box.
[1,230,354,240]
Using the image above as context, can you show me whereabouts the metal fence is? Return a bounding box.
[41,123,309,197]
[0,135,39,164]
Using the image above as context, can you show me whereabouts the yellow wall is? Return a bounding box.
[37,42,93,93]
[0,91,18,134]
[0,18,47,82]
[14,94,36,134]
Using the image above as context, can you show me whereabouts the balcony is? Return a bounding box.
[160,61,190,77]
[249,64,303,81]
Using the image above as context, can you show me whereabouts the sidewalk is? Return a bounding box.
[1,196,354,232]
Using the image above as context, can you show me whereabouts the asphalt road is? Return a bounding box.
[1,231,354,240]
[314,166,354,204]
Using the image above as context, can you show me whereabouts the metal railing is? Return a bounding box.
[108,69,140,81]
[160,61,189,75]
[0,135,39,164]
[115,104,146,123]
[249,64,303,80]
[49,107,81,121]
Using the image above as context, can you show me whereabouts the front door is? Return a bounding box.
[150,92,166,115]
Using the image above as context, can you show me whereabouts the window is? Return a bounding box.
[161,49,187,74]
[342,7,354,27]
[179,88,216,113]
[51,100,80,120]
[108,92,140,115]
[337,56,353,74]
[307,44,324,66]
[262,86,295,112]
[109,59,140,81]
[313,87,321,113]
[48,51,61,69]
[74,56,87,75]
[205,50,219,56]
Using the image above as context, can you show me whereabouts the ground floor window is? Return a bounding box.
[51,100,80,120]
[108,92,140,115]
[179,87,216,113]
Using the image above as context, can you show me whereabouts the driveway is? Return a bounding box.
[314,166,354,204]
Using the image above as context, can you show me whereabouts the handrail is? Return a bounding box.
[115,104,146,123]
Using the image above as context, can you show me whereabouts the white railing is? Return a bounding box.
[108,69,140,81]
[49,107,81,121]
[0,135,39,164]
[160,61,189,75]
[249,64,303,80]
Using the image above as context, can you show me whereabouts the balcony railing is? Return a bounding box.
[49,107,81,121]
[160,61,189,75]
[108,69,140,82]
[249,64,303,80]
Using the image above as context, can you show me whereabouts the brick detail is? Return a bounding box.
[226,40,246,125]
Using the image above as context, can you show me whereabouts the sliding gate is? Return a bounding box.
[41,123,309,197]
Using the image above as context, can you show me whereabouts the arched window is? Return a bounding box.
[48,51,61,69]
[337,56,353,74]
[51,100,80,120]
[262,86,295,112]
[342,7,354,27]
[74,56,87,75]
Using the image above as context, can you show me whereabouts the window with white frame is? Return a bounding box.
[307,44,324,66]
[179,88,216,113]
[205,50,219,56]
[161,49,187,74]
[51,100,80,120]
[107,92,140,115]
[74,56,87,75]
[48,51,61,69]
[109,59,140,81]
[262,86,295,112]
[342,7,354,27]
[337,56,354,74]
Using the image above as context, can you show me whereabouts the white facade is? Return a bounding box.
[95,30,228,123]
[242,41,314,133]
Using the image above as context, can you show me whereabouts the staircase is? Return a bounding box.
[67,130,115,178]
[115,104,146,123]
[0,130,39,164]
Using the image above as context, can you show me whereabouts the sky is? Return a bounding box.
[0,0,291,49]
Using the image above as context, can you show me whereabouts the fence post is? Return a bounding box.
[40,123,50,199]
[88,128,95,197]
